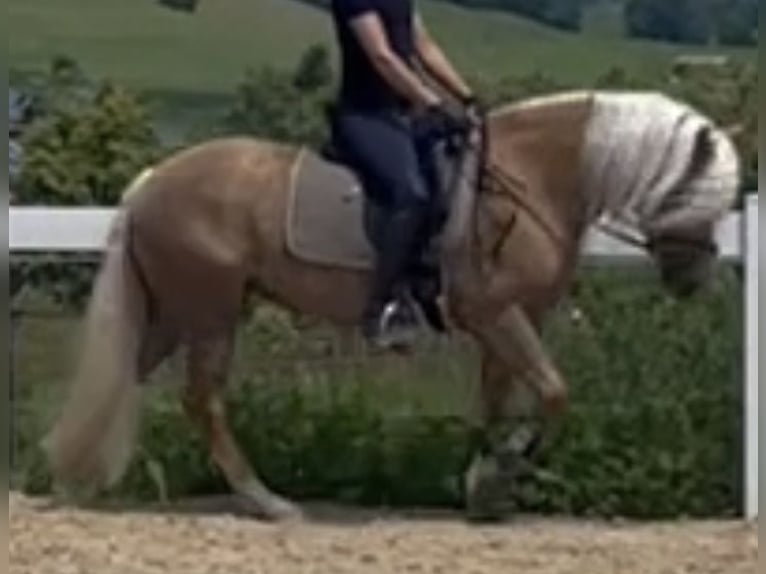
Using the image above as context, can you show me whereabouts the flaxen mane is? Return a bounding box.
[492,90,740,233]
[580,91,740,232]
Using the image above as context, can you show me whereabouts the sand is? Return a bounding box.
[10,493,757,574]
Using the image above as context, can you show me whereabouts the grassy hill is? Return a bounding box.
[9,0,331,93]
[10,0,753,93]
[8,0,754,142]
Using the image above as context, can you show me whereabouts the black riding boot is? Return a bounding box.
[406,228,447,333]
[362,207,426,349]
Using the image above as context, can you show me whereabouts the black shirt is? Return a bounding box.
[331,0,415,111]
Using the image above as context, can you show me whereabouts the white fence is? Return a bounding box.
[8,196,760,518]
[743,195,758,520]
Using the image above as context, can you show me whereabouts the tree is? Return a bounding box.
[541,0,584,31]
[292,45,333,93]
[711,0,757,46]
[155,0,200,13]
[218,44,335,148]
[491,0,584,30]
[625,0,711,44]
[625,0,756,46]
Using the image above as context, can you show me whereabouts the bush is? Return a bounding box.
[215,44,334,148]
[11,58,162,309]
[16,59,161,206]
[15,268,743,518]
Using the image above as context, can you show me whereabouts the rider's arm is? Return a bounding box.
[349,12,441,110]
[413,14,473,103]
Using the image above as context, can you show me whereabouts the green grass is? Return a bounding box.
[9,0,332,93]
[10,0,754,94]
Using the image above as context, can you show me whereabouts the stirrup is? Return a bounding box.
[365,300,419,351]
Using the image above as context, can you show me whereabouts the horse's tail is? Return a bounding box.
[43,185,150,493]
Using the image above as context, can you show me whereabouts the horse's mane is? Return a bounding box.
[486,89,739,233]
[576,91,740,233]
[488,90,594,121]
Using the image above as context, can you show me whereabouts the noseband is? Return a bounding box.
[597,220,718,258]
[646,234,719,257]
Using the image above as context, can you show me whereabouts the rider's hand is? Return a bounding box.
[413,88,443,116]
[419,102,470,140]
[460,93,486,129]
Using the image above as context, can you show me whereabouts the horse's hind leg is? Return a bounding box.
[138,322,178,382]
[183,332,302,521]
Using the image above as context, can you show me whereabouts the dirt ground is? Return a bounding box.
[10,492,757,574]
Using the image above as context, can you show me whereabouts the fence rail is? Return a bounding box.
[9,198,759,518]
[7,205,747,258]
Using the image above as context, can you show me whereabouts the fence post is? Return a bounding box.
[9,308,19,477]
[744,194,758,519]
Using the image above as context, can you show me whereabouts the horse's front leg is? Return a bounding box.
[464,305,568,520]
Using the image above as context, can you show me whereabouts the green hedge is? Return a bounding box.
[15,267,743,519]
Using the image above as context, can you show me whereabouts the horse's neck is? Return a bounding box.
[487,94,596,245]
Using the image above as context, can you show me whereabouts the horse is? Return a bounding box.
[42,90,740,521]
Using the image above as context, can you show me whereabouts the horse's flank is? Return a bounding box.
[125,138,372,330]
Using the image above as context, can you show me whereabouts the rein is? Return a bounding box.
[443,113,572,259]
[592,220,649,250]
[479,162,569,251]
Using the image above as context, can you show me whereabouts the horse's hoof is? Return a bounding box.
[464,455,516,523]
[270,500,305,523]
[236,494,304,523]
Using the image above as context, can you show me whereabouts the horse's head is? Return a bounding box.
[646,221,719,298]
[643,125,740,298]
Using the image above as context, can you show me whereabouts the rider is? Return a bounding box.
[329,0,477,347]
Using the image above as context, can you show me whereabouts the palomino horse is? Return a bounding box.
[43,90,740,520]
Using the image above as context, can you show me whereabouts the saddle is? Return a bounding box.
[285,122,481,329]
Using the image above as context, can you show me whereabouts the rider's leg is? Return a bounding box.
[362,206,426,340]
[333,110,430,346]
[413,120,448,234]
[407,119,449,332]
